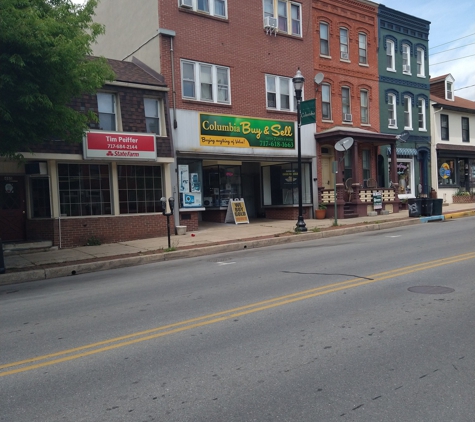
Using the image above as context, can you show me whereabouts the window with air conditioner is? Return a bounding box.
[402,44,411,74]
[264,16,277,29]
[403,95,412,129]
[181,60,230,104]
[340,28,349,60]
[264,0,301,36]
[342,87,351,121]
[388,93,397,127]
[360,90,368,124]
[266,74,299,111]
[179,0,227,18]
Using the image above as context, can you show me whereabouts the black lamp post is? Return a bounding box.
[293,68,307,232]
[161,196,175,248]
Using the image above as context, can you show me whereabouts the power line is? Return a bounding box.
[454,84,475,91]
[430,33,475,50]
[429,54,475,66]
[429,43,475,56]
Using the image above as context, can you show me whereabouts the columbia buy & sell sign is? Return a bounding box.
[199,113,295,149]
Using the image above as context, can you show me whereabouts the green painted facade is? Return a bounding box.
[378,5,432,195]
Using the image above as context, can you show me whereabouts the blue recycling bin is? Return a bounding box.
[408,198,421,217]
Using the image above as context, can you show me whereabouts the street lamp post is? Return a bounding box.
[161,196,175,249]
[293,68,307,232]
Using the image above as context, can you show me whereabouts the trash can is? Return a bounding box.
[432,198,443,216]
[408,198,421,217]
[420,198,433,216]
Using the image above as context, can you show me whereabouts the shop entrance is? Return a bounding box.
[0,175,26,241]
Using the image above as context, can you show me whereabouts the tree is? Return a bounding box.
[0,0,115,158]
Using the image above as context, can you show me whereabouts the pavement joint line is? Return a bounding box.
[3,251,474,377]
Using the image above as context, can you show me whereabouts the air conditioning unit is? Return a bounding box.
[446,91,453,100]
[341,52,349,60]
[264,16,278,29]
[388,119,396,126]
[403,64,410,72]
[343,113,352,122]
[179,0,193,9]
[203,197,213,207]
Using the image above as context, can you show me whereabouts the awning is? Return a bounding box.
[387,147,418,156]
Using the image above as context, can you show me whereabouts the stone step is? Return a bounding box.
[2,240,56,255]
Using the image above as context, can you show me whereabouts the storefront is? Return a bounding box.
[174,111,315,227]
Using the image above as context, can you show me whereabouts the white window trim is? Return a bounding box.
[388,93,397,128]
[181,60,231,104]
[144,98,164,136]
[264,0,302,37]
[265,74,300,112]
[97,92,120,131]
[445,80,454,101]
[360,89,369,125]
[321,83,331,120]
[404,95,413,130]
[386,40,395,72]
[320,22,330,56]
[178,0,227,18]
[358,32,367,65]
[402,44,411,74]
[418,98,426,131]
[416,47,425,77]
[340,27,349,61]
[342,87,351,121]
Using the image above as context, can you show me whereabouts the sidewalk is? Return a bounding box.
[1,203,474,285]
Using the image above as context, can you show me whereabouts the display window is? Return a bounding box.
[437,157,457,186]
[203,165,241,208]
[262,162,311,206]
[389,159,414,196]
[178,159,203,208]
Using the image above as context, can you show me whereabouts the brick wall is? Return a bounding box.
[265,206,312,220]
[179,211,199,231]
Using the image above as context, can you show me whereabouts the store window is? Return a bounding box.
[58,164,111,216]
[389,159,413,195]
[437,158,457,186]
[118,165,163,213]
[262,162,311,206]
[30,177,51,218]
[203,165,241,207]
[178,160,203,208]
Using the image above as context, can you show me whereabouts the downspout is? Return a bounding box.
[170,36,177,129]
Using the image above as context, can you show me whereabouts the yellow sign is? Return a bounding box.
[225,199,249,224]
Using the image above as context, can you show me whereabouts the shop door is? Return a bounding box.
[0,176,26,242]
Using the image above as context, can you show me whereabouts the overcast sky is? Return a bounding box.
[72,0,475,101]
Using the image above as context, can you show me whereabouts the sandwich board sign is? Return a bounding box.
[225,198,249,224]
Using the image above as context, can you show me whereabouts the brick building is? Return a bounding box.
[0,58,175,247]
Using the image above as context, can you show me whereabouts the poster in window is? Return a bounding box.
[179,165,189,193]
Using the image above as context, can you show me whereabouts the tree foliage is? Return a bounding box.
[0,0,115,158]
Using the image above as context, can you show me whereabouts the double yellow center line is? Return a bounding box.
[2,251,474,377]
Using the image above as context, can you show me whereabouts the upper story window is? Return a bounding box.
[402,44,411,74]
[340,28,349,60]
[179,0,227,18]
[181,60,230,104]
[388,93,397,127]
[360,90,368,124]
[342,87,351,121]
[266,74,298,111]
[462,117,469,142]
[417,48,425,77]
[320,22,329,56]
[264,0,301,36]
[386,39,395,71]
[441,114,449,140]
[418,98,426,131]
[403,95,412,129]
[97,92,117,131]
[144,98,161,135]
[321,83,331,120]
[446,80,454,100]
[358,33,367,64]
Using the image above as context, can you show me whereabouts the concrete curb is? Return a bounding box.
[0,218,424,286]
[444,210,475,219]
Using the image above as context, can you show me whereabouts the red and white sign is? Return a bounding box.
[84,131,157,161]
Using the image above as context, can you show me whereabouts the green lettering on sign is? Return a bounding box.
[200,113,295,149]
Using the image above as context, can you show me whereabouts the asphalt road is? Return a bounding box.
[1,217,474,421]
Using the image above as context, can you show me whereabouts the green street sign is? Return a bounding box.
[301,99,316,126]
[199,113,295,149]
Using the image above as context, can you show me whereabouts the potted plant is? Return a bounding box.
[452,189,475,204]
[315,203,327,219]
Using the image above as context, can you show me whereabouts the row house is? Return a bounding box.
[0,58,175,246]
[93,0,317,228]
[429,74,475,203]
[378,5,431,201]
[313,0,398,219]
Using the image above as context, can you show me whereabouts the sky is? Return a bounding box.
[72,0,475,101]
[382,0,475,101]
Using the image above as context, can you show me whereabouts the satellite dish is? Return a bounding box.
[314,73,324,85]
[396,130,410,142]
[334,137,354,152]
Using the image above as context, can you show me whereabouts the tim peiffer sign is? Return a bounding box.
[84,131,156,160]
[199,113,295,149]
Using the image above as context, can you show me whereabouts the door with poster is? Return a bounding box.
[0,176,26,241]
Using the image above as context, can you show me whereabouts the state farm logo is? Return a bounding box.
[106,151,114,156]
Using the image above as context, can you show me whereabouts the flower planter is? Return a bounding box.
[315,209,326,219]
[452,195,475,204]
